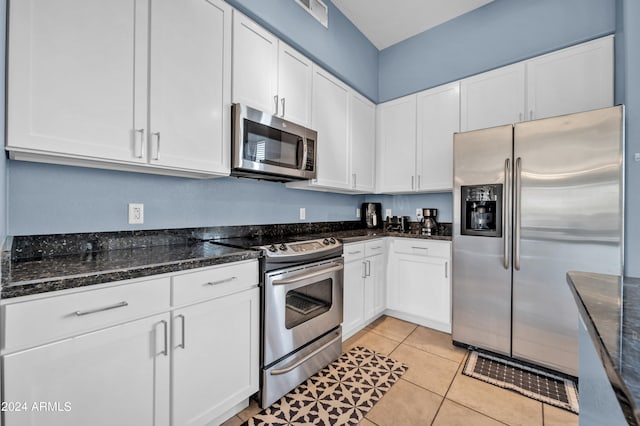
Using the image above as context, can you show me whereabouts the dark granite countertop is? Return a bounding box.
[1,242,260,299]
[334,228,451,243]
[566,271,640,425]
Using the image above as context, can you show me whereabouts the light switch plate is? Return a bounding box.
[356,208,360,218]
[385,209,392,218]
[299,207,306,220]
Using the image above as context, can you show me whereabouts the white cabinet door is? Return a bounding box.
[312,67,351,189]
[460,62,526,131]
[172,287,259,426]
[277,42,313,127]
[416,82,460,192]
[232,12,278,115]
[149,0,231,174]
[2,313,170,426]
[376,94,417,193]
[6,0,148,163]
[343,258,366,339]
[526,36,613,121]
[364,253,386,320]
[350,92,376,193]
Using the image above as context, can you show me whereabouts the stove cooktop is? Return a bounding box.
[212,235,342,260]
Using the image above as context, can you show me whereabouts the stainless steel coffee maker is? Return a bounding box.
[421,208,439,236]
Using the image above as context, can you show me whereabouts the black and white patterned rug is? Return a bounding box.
[463,351,579,413]
[244,346,408,426]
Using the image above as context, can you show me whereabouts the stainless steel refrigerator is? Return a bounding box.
[452,106,624,376]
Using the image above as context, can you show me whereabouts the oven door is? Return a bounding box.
[263,258,344,366]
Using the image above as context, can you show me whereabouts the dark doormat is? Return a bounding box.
[243,346,408,426]
[462,351,579,414]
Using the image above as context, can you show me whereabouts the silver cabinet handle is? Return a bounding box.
[411,246,429,250]
[514,157,522,271]
[418,175,421,190]
[151,132,161,160]
[160,320,168,356]
[529,110,533,120]
[352,173,357,189]
[270,330,341,376]
[411,176,415,190]
[519,112,523,122]
[206,276,237,286]
[74,301,128,316]
[273,264,344,285]
[281,97,286,117]
[444,261,448,278]
[274,95,279,115]
[366,259,371,277]
[348,250,362,255]
[176,314,185,350]
[370,246,382,250]
[503,158,511,269]
[134,129,144,158]
[361,261,367,279]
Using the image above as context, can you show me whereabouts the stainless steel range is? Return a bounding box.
[223,235,344,408]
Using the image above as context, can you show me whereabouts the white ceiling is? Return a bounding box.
[332,0,494,50]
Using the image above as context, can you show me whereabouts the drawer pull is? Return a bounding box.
[370,246,382,250]
[206,276,238,286]
[348,251,362,255]
[411,246,429,250]
[74,301,128,316]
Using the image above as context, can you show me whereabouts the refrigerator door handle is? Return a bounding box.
[503,158,511,269]
[514,157,522,271]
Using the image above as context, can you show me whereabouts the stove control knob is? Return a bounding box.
[279,244,287,251]
[329,237,336,244]
[268,244,277,253]
[323,238,330,245]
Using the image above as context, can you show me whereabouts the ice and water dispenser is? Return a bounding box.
[461,184,502,237]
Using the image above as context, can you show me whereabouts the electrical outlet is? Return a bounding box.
[299,207,306,220]
[128,203,144,224]
[385,209,392,219]
[356,208,360,218]
[416,208,423,220]
[635,152,640,162]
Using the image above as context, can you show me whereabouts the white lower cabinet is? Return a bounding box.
[342,240,386,339]
[172,286,259,426]
[386,239,452,333]
[0,260,259,426]
[2,313,171,426]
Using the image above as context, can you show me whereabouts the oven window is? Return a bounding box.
[285,278,332,329]
[244,120,302,169]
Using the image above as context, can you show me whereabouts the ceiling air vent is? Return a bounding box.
[295,0,328,28]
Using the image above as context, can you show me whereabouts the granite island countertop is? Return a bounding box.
[566,271,640,425]
[1,242,261,299]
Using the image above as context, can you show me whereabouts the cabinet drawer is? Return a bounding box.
[343,243,365,262]
[392,239,451,258]
[2,277,171,352]
[365,239,385,257]
[172,260,259,306]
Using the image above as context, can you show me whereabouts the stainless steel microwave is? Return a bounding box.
[231,103,317,181]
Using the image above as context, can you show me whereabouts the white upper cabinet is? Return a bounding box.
[376,94,417,193]
[460,63,526,132]
[7,0,149,165]
[416,82,460,192]
[350,92,376,193]
[461,36,614,132]
[310,67,351,189]
[149,0,231,175]
[232,12,312,127]
[7,0,232,177]
[526,35,614,120]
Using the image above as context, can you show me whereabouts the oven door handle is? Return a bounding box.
[272,264,344,285]
[270,330,342,376]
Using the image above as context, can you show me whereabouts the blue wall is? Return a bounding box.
[378,0,616,102]
[365,193,453,223]
[0,0,6,248]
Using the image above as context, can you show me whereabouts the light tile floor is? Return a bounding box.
[223,316,579,426]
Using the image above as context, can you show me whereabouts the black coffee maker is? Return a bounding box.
[361,203,382,229]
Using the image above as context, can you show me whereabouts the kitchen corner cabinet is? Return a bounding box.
[350,92,377,193]
[342,240,386,340]
[387,239,451,333]
[0,260,259,426]
[376,81,459,194]
[6,0,232,178]
[460,36,613,131]
[232,12,312,127]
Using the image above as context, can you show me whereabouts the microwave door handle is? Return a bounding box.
[299,138,308,171]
